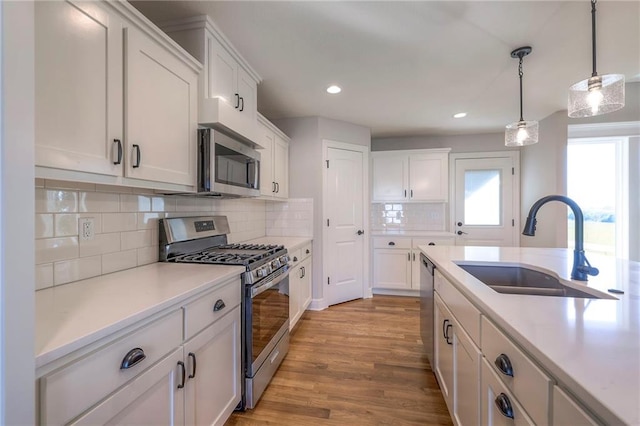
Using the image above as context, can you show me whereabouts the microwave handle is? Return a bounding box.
[198,129,211,192]
[247,159,260,190]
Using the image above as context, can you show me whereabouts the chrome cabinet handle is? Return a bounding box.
[495,393,514,419]
[495,353,514,377]
[188,352,197,379]
[177,361,186,389]
[113,139,122,165]
[120,347,146,369]
[213,299,226,312]
[132,144,141,168]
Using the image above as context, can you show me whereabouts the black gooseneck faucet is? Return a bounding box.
[522,195,599,281]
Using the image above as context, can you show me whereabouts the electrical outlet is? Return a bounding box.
[79,218,95,241]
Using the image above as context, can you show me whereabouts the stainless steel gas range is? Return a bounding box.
[159,216,290,409]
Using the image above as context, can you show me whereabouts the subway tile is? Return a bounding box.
[195,198,214,211]
[138,212,162,230]
[35,214,54,239]
[79,232,120,257]
[36,189,78,213]
[152,196,175,212]
[137,246,159,266]
[120,194,151,212]
[175,197,197,212]
[79,191,120,213]
[102,250,137,274]
[102,213,137,233]
[35,237,79,264]
[35,263,54,290]
[45,179,96,192]
[54,214,79,237]
[53,256,102,286]
[121,230,153,251]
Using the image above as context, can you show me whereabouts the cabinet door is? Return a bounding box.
[289,265,302,330]
[373,249,411,289]
[372,155,408,201]
[409,153,448,201]
[35,1,123,176]
[273,135,289,199]
[453,321,481,426]
[184,305,241,426]
[299,257,313,312]
[434,296,454,415]
[258,123,275,197]
[125,25,197,186]
[237,66,257,123]
[481,359,535,426]
[207,36,238,107]
[552,386,599,426]
[70,348,185,425]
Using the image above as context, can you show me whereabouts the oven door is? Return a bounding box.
[245,269,290,378]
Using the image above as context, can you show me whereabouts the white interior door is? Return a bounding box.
[452,153,519,246]
[325,145,366,306]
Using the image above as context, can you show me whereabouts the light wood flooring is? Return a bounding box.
[226,295,453,425]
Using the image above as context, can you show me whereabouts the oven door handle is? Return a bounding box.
[251,268,290,298]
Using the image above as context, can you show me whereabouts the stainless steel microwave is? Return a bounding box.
[198,128,260,197]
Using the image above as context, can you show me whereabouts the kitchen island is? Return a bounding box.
[421,245,639,425]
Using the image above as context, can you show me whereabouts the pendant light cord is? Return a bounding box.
[591,0,598,77]
[518,55,524,122]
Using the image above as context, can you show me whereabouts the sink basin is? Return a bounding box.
[455,263,611,299]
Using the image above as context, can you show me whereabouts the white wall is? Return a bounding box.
[274,116,371,307]
[1,1,36,423]
[520,111,569,248]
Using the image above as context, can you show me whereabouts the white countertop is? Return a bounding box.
[35,263,244,369]
[245,236,312,252]
[371,229,455,238]
[421,245,639,425]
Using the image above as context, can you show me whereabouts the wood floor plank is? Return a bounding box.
[226,295,453,426]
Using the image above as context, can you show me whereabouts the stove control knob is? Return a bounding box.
[257,267,267,278]
[272,259,281,268]
[281,255,289,264]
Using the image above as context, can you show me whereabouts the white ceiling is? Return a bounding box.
[131,1,640,138]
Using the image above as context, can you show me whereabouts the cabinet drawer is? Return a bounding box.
[372,237,411,249]
[40,309,183,425]
[289,248,302,266]
[481,358,535,426]
[413,237,454,248]
[434,270,481,345]
[184,277,241,340]
[481,317,552,426]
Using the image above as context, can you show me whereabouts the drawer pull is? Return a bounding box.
[442,319,453,345]
[388,241,395,246]
[306,249,310,254]
[428,242,435,246]
[494,393,514,419]
[293,256,298,262]
[495,353,514,377]
[188,352,197,379]
[120,348,146,370]
[213,299,226,312]
[177,361,186,389]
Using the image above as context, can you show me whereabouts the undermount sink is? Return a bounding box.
[455,263,612,299]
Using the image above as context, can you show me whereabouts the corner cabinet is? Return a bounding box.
[37,277,241,426]
[34,1,200,191]
[162,15,262,146]
[258,114,290,200]
[371,149,450,202]
[289,241,313,330]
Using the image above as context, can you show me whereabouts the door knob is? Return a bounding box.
[457,230,468,235]
[457,222,463,227]
[356,230,364,235]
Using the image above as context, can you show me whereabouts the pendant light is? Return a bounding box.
[568,0,624,118]
[505,46,538,147]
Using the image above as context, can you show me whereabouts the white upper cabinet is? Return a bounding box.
[35,1,201,191]
[371,149,450,202]
[163,16,262,147]
[257,113,289,200]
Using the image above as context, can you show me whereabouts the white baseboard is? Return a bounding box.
[372,288,420,297]
[308,298,328,311]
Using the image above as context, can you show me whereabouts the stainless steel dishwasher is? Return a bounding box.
[420,254,435,368]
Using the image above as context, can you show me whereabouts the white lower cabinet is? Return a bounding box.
[434,295,454,411]
[552,386,599,426]
[481,358,535,426]
[289,242,313,330]
[38,278,241,426]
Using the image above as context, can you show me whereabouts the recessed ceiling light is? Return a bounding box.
[327,85,342,94]
[453,112,467,118]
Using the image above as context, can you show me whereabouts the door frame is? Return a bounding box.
[449,151,521,247]
[321,139,371,309]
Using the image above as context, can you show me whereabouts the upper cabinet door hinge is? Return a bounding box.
[326,160,329,168]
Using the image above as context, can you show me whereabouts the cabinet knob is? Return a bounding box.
[120,348,146,370]
[495,353,514,377]
[494,393,514,419]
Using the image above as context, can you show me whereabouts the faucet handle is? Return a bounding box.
[580,256,600,277]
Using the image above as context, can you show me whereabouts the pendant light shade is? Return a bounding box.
[568,0,625,118]
[505,46,538,147]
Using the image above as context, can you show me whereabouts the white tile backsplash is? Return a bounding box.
[35,179,271,290]
[371,203,446,231]
[265,198,314,237]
